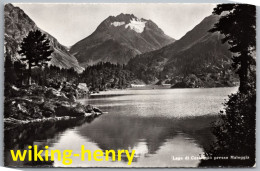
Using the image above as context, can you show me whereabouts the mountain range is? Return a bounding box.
[4,4,235,87]
[70,13,175,67]
[127,15,236,87]
[4,4,84,73]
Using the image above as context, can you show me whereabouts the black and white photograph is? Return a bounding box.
[3,3,256,168]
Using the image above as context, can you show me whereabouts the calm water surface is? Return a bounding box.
[5,88,237,167]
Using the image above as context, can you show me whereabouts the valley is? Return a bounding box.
[4,3,238,90]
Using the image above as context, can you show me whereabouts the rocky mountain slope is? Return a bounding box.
[70,13,175,67]
[4,3,83,73]
[127,15,237,87]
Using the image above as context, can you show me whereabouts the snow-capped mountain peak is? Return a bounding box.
[125,18,146,33]
[109,14,147,33]
[70,13,175,67]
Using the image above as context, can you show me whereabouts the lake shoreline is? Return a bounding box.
[89,87,238,98]
[4,84,103,129]
[4,111,102,130]
[89,85,238,94]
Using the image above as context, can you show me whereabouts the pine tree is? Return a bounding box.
[18,30,53,85]
[200,4,256,167]
[209,4,256,94]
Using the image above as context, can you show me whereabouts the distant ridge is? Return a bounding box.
[127,15,235,87]
[4,3,84,73]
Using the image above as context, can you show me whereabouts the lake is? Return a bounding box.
[4,87,237,167]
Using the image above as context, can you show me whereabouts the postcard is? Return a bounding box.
[3,3,256,167]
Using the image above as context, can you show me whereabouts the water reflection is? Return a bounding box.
[76,115,216,155]
[4,88,237,167]
[4,116,97,167]
[4,108,215,167]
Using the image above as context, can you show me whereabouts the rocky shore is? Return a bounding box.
[4,83,102,129]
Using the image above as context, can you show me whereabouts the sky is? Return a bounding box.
[13,3,216,47]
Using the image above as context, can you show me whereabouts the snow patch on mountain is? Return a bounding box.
[111,21,125,27]
[125,18,146,33]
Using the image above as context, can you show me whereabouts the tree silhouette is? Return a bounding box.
[18,30,53,85]
[200,4,256,167]
[209,4,256,94]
